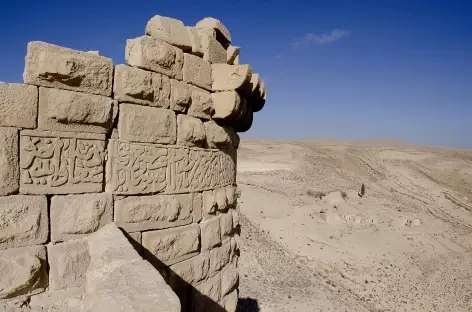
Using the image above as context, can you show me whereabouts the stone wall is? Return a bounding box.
[0,15,266,312]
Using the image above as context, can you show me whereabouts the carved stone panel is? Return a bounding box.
[106,139,236,195]
[20,130,106,194]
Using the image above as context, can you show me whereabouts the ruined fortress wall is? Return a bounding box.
[0,15,266,312]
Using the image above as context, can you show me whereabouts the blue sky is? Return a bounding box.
[1,0,471,148]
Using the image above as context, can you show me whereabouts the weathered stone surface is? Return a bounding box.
[232,206,240,227]
[233,54,240,65]
[0,83,38,129]
[123,231,143,255]
[200,216,221,251]
[226,46,240,65]
[188,85,214,120]
[193,272,221,307]
[0,245,47,299]
[183,53,212,90]
[220,211,233,238]
[142,224,200,267]
[170,79,191,112]
[196,17,232,45]
[226,185,237,207]
[192,193,203,223]
[50,193,113,242]
[0,127,19,196]
[186,27,204,56]
[29,287,86,312]
[212,91,241,121]
[221,289,238,312]
[118,104,177,144]
[23,41,113,96]
[221,261,238,295]
[169,251,210,286]
[215,187,228,212]
[38,87,117,134]
[145,15,191,50]
[200,34,227,64]
[126,36,184,80]
[0,195,48,250]
[202,190,217,217]
[106,140,236,195]
[177,114,205,147]
[114,194,193,232]
[209,239,231,276]
[204,120,235,148]
[19,130,105,194]
[48,239,90,290]
[113,65,171,108]
[212,64,252,93]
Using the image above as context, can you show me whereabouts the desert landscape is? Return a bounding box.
[237,138,472,312]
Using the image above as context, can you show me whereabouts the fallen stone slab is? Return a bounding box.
[0,83,38,129]
[145,15,191,51]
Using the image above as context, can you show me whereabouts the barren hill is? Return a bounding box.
[237,138,472,312]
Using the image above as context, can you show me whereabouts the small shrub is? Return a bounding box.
[341,191,348,200]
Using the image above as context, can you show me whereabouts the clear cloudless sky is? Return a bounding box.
[1,0,471,148]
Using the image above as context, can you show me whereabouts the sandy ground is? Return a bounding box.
[237,138,472,312]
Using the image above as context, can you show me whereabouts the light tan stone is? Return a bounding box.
[0,127,18,196]
[114,194,193,232]
[169,251,210,286]
[211,91,241,121]
[170,79,191,112]
[227,46,240,65]
[0,195,48,250]
[200,34,227,64]
[204,120,235,148]
[226,185,237,207]
[232,206,240,227]
[220,211,233,238]
[48,239,90,290]
[192,193,203,223]
[113,64,171,108]
[221,289,238,312]
[38,87,116,134]
[196,17,232,45]
[124,231,143,254]
[19,130,105,194]
[23,41,113,96]
[200,216,221,251]
[29,287,86,312]
[193,272,221,305]
[186,27,204,56]
[221,261,238,295]
[142,224,200,267]
[212,64,252,93]
[233,54,240,65]
[183,53,212,90]
[118,103,176,144]
[125,36,184,80]
[50,193,113,242]
[188,85,214,120]
[0,83,38,129]
[202,190,217,217]
[215,187,228,211]
[209,239,231,276]
[146,15,191,50]
[177,114,205,147]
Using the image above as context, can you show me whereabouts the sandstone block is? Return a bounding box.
[226,46,240,65]
[196,17,232,45]
[0,83,38,129]
[50,193,113,242]
[19,130,105,194]
[212,64,252,93]
[142,224,200,267]
[215,187,229,211]
[221,289,238,312]
[0,195,48,250]
[169,251,210,286]
[114,194,193,232]
[233,54,240,65]
[48,239,90,290]
[126,36,184,80]
[177,114,205,147]
[221,262,238,296]
[200,217,221,251]
[113,64,170,108]
[0,245,47,299]
[211,91,241,121]
[193,272,221,305]
[186,27,204,56]
[226,185,237,207]
[118,103,177,144]
[204,120,235,148]
[145,15,191,50]
[188,85,214,120]
[0,127,18,196]
[220,211,233,238]
[183,53,212,90]
[170,79,191,112]
[192,193,203,223]
[231,235,240,262]
[38,87,116,134]
[202,190,217,217]
[23,41,113,96]
[209,239,231,276]
[200,34,227,64]
[29,287,86,312]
